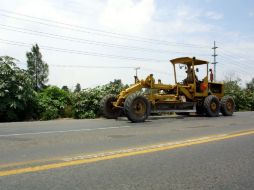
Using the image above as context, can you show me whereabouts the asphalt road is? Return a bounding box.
[0,112,253,190]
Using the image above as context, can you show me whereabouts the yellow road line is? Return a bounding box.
[0,130,253,177]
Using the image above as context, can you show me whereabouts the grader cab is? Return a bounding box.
[100,57,235,122]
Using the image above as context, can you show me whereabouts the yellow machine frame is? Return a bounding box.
[100,56,234,122]
[113,57,224,109]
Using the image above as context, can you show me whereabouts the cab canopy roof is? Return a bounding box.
[170,57,208,66]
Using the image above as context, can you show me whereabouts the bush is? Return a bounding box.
[73,79,127,119]
[37,86,73,120]
[73,86,104,119]
[40,105,58,120]
[0,56,37,122]
[224,78,254,111]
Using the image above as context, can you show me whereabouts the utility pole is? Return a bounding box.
[134,67,140,83]
[212,41,218,81]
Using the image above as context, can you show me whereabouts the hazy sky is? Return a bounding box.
[1,0,254,89]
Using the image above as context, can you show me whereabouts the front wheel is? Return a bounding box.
[124,93,150,122]
[100,94,121,119]
[204,95,220,117]
[220,96,235,116]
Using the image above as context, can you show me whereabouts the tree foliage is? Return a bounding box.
[37,86,73,120]
[246,78,254,91]
[224,78,254,111]
[62,85,69,92]
[73,79,127,119]
[26,44,49,91]
[0,56,36,121]
[74,83,81,92]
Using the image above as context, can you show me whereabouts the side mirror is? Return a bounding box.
[179,64,184,69]
[196,68,199,72]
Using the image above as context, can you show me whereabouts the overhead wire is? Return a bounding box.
[2,40,251,77]
[3,40,251,77]
[16,61,173,77]
[219,55,254,71]
[218,57,253,76]
[0,39,167,62]
[220,48,254,59]
[220,51,254,63]
[1,9,252,78]
[0,9,210,48]
[0,24,210,56]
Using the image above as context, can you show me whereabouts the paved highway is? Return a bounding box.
[0,112,253,189]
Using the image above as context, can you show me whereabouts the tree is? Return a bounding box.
[246,78,254,91]
[106,79,128,94]
[223,77,253,111]
[0,56,36,121]
[74,83,81,92]
[26,44,49,91]
[62,85,69,92]
[246,78,254,111]
[73,79,128,119]
[38,86,72,120]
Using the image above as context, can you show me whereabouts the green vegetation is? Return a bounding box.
[224,78,254,111]
[74,83,81,93]
[73,79,127,119]
[0,56,37,121]
[0,54,127,121]
[37,86,73,120]
[26,44,49,91]
[0,46,253,122]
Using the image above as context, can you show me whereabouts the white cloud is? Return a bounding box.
[99,0,155,33]
[15,0,79,25]
[150,5,213,36]
[206,11,223,20]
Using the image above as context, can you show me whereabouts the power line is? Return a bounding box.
[0,24,211,56]
[219,54,254,71]
[0,39,167,62]
[16,62,138,69]
[219,57,253,75]
[0,9,210,48]
[16,62,174,77]
[5,40,251,78]
[221,48,254,59]
[220,51,254,63]
[51,65,174,77]
[51,65,136,69]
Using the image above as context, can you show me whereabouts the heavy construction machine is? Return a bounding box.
[100,57,235,122]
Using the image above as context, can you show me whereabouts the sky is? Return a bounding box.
[0,0,254,89]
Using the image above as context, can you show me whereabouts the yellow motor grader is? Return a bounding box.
[100,57,235,122]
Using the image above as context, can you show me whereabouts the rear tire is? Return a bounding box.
[204,95,220,117]
[124,93,150,122]
[220,96,235,116]
[100,94,121,119]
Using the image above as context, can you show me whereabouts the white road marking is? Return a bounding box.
[0,125,132,137]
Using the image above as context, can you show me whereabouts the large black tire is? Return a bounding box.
[100,94,121,119]
[204,95,220,117]
[124,93,151,122]
[220,96,235,116]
